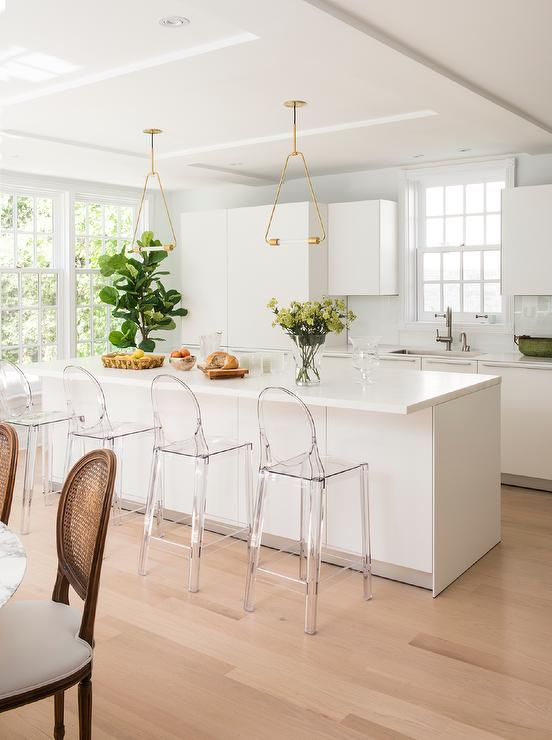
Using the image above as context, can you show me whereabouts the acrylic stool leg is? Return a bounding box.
[21,425,39,534]
[244,470,269,613]
[41,424,54,505]
[188,457,209,593]
[139,447,162,576]
[305,480,325,635]
[155,451,166,537]
[299,479,309,582]
[243,444,254,539]
[107,437,123,525]
[63,432,75,481]
[360,464,372,600]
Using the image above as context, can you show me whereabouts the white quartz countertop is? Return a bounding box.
[25,357,500,415]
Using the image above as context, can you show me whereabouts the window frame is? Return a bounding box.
[401,158,515,331]
[0,184,65,362]
[69,192,143,358]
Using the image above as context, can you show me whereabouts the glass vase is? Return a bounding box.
[290,333,326,386]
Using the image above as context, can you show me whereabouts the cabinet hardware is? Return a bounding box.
[480,362,552,370]
[380,357,418,363]
[425,359,473,366]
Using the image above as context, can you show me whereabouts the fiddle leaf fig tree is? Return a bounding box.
[98,231,188,353]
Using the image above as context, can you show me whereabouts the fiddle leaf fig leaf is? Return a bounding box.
[138,338,155,352]
[99,286,118,306]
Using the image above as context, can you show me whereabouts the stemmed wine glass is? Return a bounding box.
[350,336,381,386]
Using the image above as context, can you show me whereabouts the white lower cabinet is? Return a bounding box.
[478,361,552,481]
[421,357,478,373]
[378,356,421,370]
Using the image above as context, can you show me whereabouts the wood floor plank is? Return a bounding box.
[341,714,415,740]
[409,632,552,690]
[2,480,552,738]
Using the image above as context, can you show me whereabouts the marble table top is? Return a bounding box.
[0,523,26,607]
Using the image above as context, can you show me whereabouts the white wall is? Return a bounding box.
[168,153,552,352]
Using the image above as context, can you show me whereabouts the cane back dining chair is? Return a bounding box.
[139,374,253,593]
[244,386,372,635]
[63,365,155,523]
[0,423,19,525]
[0,448,116,739]
[0,360,71,533]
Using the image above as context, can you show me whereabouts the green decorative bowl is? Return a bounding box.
[514,335,552,358]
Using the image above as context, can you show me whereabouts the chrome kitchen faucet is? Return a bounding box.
[435,306,453,351]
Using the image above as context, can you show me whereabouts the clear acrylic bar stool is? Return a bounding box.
[138,374,253,593]
[63,365,155,522]
[244,386,372,635]
[0,360,71,534]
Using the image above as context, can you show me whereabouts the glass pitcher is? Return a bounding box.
[199,331,222,361]
[349,336,381,386]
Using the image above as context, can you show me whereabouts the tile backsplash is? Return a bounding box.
[514,295,552,337]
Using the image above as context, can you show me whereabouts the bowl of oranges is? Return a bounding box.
[170,347,196,371]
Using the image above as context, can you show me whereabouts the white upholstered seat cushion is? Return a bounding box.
[0,600,92,699]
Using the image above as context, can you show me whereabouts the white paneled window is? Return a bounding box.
[73,197,135,357]
[0,190,61,362]
[404,160,515,325]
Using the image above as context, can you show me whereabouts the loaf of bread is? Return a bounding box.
[205,351,239,370]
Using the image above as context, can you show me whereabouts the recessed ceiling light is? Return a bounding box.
[458,147,471,152]
[412,154,424,158]
[159,16,190,28]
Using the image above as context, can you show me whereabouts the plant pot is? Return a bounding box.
[290,333,326,386]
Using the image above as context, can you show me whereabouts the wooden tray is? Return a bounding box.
[101,353,165,370]
[198,363,249,379]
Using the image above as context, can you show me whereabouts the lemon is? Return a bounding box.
[132,349,145,359]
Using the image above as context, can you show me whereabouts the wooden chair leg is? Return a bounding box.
[78,677,92,740]
[54,691,65,739]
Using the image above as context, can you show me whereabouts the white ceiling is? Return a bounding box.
[1,0,552,190]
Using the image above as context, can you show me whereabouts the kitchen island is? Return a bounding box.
[27,357,501,595]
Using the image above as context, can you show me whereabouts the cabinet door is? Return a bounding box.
[478,362,552,479]
[329,201,380,295]
[421,358,478,373]
[328,200,397,296]
[180,210,227,345]
[378,356,421,370]
[502,185,552,295]
[227,203,326,350]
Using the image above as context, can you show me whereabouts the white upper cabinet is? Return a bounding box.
[502,184,552,295]
[328,200,398,296]
[180,209,228,345]
[227,202,328,349]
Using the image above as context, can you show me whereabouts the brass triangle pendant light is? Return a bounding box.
[131,128,177,253]
[265,100,326,247]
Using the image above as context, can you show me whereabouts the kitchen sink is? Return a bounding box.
[390,348,482,358]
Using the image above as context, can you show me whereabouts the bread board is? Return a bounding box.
[198,363,249,379]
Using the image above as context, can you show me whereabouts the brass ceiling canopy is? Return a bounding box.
[131,128,177,253]
[265,100,326,247]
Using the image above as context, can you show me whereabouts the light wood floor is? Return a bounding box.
[2,481,552,739]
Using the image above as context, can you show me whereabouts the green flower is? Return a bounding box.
[267,296,356,337]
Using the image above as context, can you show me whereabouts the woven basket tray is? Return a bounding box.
[101,353,165,370]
